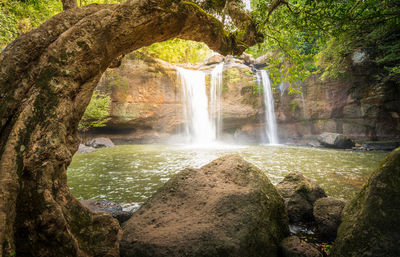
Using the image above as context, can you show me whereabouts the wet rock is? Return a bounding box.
[112,211,134,225]
[361,140,400,151]
[85,137,115,148]
[81,199,122,214]
[121,154,289,257]
[77,143,96,153]
[317,132,355,149]
[277,172,327,223]
[240,52,255,64]
[331,147,400,257]
[313,197,346,241]
[81,199,134,225]
[205,54,224,65]
[280,236,323,257]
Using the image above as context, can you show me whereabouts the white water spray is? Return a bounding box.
[257,70,279,144]
[177,67,215,144]
[209,62,224,140]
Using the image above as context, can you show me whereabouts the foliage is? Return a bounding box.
[0,0,62,47]
[138,38,212,63]
[0,0,125,48]
[390,66,400,75]
[77,0,124,6]
[247,0,400,86]
[78,92,111,132]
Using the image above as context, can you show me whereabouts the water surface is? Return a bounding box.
[67,144,387,209]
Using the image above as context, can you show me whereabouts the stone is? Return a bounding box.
[240,52,255,64]
[277,172,327,223]
[313,197,346,241]
[331,147,400,257]
[112,211,134,225]
[254,54,270,66]
[280,236,323,257]
[81,199,134,225]
[317,132,355,149]
[80,199,123,214]
[77,143,96,153]
[85,137,115,148]
[204,54,225,65]
[121,154,289,257]
[351,50,368,65]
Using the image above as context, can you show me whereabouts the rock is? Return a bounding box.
[77,143,96,153]
[361,140,400,151]
[277,172,327,223]
[313,197,346,241]
[81,199,135,225]
[331,147,400,257]
[317,132,355,149]
[85,137,115,148]
[254,54,270,66]
[240,52,255,64]
[205,54,224,65]
[351,50,368,65]
[121,154,289,257]
[80,199,122,214]
[280,236,323,257]
[112,211,134,225]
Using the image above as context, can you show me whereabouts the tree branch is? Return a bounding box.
[62,0,78,10]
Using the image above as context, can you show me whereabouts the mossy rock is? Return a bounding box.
[331,147,400,257]
[121,154,289,257]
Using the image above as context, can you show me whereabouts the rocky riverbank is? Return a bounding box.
[79,147,400,256]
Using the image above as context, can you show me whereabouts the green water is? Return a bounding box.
[67,144,387,209]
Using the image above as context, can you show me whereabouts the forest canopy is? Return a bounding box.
[247,0,400,84]
[1,0,399,84]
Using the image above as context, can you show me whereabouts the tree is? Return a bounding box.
[248,0,400,84]
[0,0,262,256]
[62,0,78,10]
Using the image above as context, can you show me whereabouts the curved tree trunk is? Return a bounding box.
[0,0,261,256]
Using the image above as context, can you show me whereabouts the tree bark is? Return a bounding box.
[0,1,262,256]
[62,0,78,10]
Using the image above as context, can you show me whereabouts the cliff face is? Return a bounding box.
[91,53,263,142]
[276,62,400,142]
[94,52,184,142]
[89,53,399,143]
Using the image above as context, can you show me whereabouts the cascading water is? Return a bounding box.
[209,62,224,140]
[257,70,279,144]
[177,67,215,144]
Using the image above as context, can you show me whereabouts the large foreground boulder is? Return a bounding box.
[120,154,289,257]
[317,132,355,149]
[331,147,400,257]
[277,172,327,223]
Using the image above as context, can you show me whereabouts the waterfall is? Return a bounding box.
[177,67,215,144]
[257,70,279,144]
[209,62,224,140]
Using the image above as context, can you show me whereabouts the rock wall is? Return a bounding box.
[92,52,183,142]
[88,53,263,143]
[276,62,400,142]
[87,52,400,143]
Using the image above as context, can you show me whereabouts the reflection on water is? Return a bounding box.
[67,145,387,209]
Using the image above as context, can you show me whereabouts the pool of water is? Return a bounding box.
[67,144,388,209]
